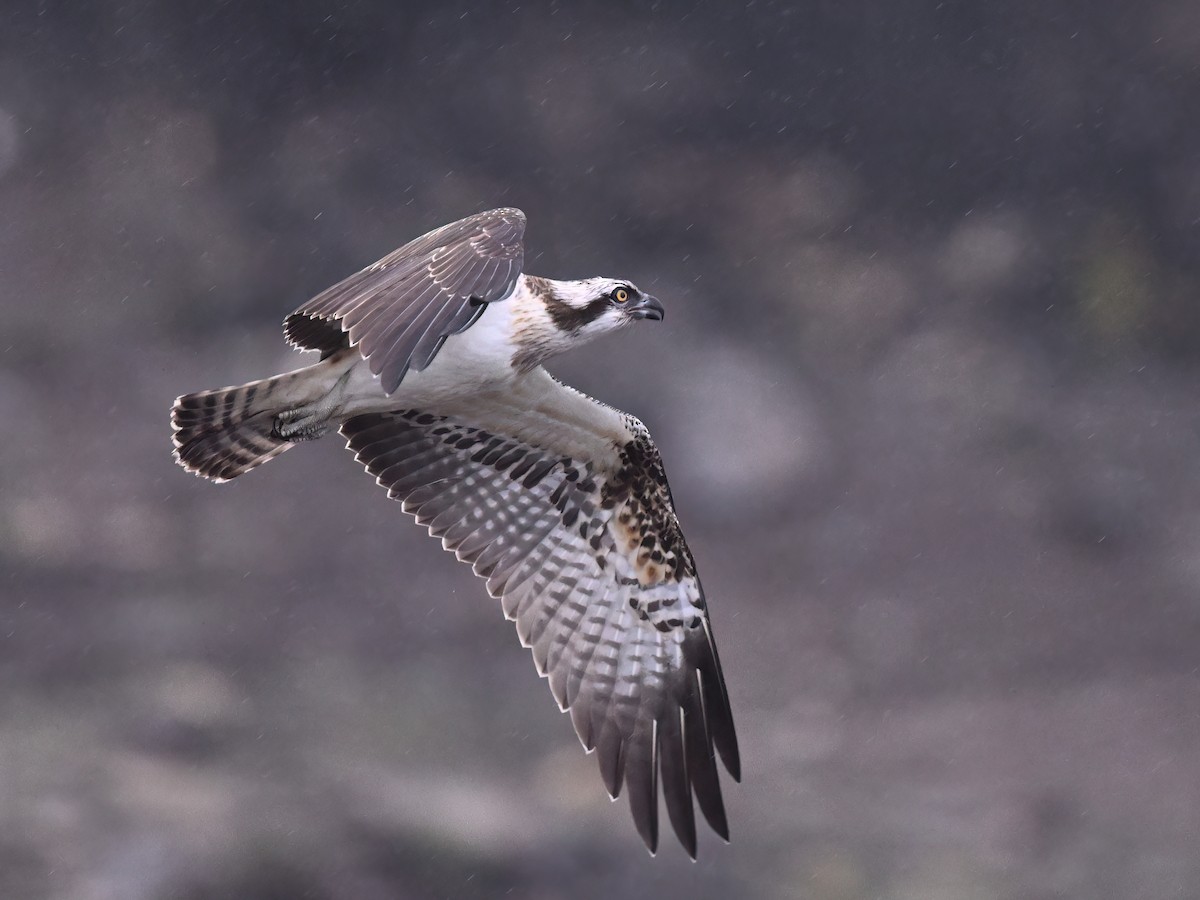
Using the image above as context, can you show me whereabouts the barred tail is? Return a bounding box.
[171,372,305,482]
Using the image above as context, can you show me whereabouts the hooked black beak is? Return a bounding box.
[630,294,665,321]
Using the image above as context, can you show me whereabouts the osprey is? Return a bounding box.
[170,208,739,857]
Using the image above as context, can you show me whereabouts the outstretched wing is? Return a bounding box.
[284,208,526,394]
[339,390,740,858]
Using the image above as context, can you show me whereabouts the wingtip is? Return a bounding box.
[720,721,742,782]
[681,837,698,861]
[639,832,659,857]
[724,750,743,783]
[698,802,730,843]
[712,816,731,843]
[570,703,595,752]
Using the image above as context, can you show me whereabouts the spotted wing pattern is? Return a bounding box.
[284,208,526,393]
[339,408,740,857]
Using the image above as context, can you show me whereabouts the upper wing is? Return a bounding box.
[284,208,526,394]
[339,394,740,858]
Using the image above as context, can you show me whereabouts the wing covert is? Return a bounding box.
[339,406,739,857]
[284,208,526,393]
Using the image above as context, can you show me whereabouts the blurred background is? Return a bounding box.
[3,1,1200,897]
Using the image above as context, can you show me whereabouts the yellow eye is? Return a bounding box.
[612,287,630,303]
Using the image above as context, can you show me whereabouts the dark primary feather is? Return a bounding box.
[340,408,739,857]
[284,208,526,393]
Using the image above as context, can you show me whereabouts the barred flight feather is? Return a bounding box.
[340,403,739,858]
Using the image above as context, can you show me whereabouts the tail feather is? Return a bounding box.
[171,372,304,482]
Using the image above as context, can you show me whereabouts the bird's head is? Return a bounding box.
[543,277,665,337]
[512,276,665,372]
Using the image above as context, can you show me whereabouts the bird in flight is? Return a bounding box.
[170,208,739,857]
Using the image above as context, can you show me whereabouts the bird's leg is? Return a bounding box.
[271,409,330,442]
[270,365,356,442]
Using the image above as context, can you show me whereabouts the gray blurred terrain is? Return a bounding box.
[3,2,1200,898]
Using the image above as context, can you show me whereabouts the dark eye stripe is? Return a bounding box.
[547,295,614,333]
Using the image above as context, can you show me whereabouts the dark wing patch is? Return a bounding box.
[284,208,526,393]
[340,410,739,858]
